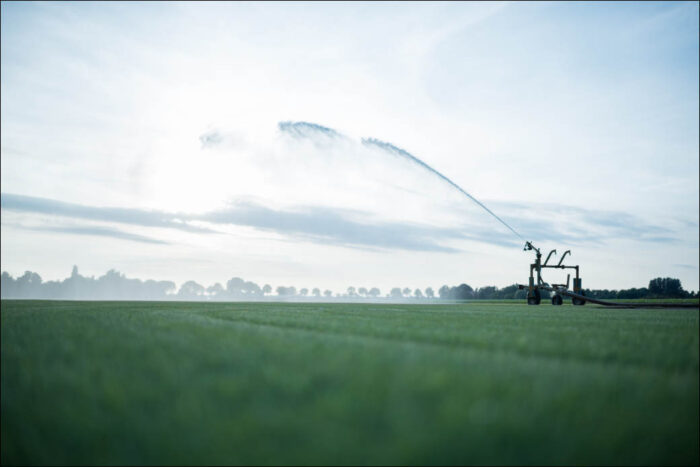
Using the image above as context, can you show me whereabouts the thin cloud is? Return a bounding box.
[28,225,169,245]
[1,192,463,252]
[199,202,463,252]
[488,200,683,245]
[1,191,686,252]
[1,193,214,234]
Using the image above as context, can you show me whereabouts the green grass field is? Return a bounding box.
[1,300,698,465]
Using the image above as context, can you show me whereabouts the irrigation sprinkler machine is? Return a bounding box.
[517,241,586,306]
[516,240,696,308]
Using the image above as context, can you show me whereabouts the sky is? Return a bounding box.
[1,1,698,293]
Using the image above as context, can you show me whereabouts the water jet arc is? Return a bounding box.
[362,137,524,241]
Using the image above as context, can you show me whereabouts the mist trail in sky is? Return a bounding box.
[361,138,524,241]
[278,121,525,242]
[278,121,343,139]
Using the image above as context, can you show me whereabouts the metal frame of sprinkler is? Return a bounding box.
[518,241,586,306]
[516,240,698,309]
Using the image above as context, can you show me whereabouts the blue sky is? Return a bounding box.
[1,1,698,292]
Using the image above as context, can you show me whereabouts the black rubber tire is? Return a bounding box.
[572,291,586,306]
[552,294,563,306]
[527,288,541,305]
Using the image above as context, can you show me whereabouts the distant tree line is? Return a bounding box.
[0,267,271,301]
[0,267,696,301]
[437,283,541,300]
[582,277,697,299]
[437,277,697,300]
[0,267,337,301]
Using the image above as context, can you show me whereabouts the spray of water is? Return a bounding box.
[361,137,524,241]
[277,121,525,242]
[278,121,343,139]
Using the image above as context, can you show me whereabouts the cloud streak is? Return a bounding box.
[2,188,686,252]
[26,225,169,245]
[198,202,463,252]
[1,193,462,252]
[1,193,214,234]
[489,200,683,245]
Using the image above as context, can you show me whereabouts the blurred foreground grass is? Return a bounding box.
[1,300,698,465]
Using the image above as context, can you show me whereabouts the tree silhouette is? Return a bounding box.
[244,281,262,296]
[648,277,687,298]
[226,277,246,296]
[178,280,204,298]
[453,284,474,299]
[276,286,297,296]
[16,271,43,297]
[475,286,497,299]
[207,283,224,297]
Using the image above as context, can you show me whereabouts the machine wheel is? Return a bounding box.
[572,291,586,306]
[551,294,563,306]
[527,288,541,305]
